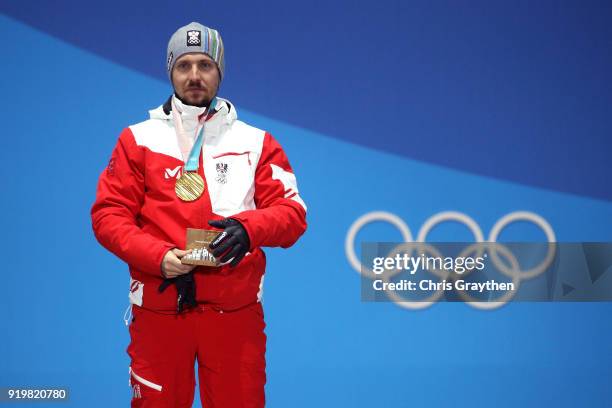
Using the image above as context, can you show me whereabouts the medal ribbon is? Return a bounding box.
[171,97,217,172]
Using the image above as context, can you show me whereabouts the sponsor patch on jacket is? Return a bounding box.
[164,166,182,180]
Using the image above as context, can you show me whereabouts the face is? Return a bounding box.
[171,53,220,107]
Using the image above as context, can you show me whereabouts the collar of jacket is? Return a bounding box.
[148,95,237,134]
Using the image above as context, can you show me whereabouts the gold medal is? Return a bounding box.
[175,172,205,201]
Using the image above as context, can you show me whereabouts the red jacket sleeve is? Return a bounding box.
[231,132,307,250]
[91,128,175,275]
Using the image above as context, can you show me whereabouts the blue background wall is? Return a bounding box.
[1,1,611,407]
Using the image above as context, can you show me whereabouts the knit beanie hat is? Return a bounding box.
[166,22,225,80]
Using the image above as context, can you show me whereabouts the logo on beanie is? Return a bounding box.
[187,30,202,46]
[167,52,173,72]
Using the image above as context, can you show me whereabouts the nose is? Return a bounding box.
[188,64,200,81]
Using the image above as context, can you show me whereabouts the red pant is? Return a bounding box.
[127,302,266,407]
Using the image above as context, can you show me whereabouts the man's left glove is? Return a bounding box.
[158,272,197,313]
[208,218,251,267]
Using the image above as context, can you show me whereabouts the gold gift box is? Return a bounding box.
[180,228,221,267]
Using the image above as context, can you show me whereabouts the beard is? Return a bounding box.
[174,91,213,108]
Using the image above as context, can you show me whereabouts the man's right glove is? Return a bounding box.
[158,272,197,313]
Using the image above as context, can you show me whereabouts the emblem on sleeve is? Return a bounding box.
[106,157,116,176]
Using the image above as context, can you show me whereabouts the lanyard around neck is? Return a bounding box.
[171,97,217,172]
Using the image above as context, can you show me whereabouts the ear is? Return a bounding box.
[170,68,177,88]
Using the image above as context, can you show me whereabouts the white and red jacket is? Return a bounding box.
[91,96,307,312]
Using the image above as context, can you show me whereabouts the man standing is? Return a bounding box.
[91,22,307,407]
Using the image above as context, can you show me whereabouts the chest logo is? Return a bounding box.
[164,166,182,180]
[215,162,228,184]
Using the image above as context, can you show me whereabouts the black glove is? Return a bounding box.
[208,218,251,267]
[158,272,197,313]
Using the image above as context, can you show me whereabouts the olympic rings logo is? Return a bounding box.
[345,211,557,310]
